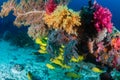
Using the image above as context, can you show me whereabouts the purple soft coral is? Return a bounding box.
[93,3,113,33]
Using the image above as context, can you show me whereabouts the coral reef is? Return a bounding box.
[0,1,120,80]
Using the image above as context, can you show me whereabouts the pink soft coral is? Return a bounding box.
[45,0,57,14]
[93,3,113,33]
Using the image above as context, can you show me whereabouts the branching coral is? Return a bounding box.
[14,10,45,27]
[43,5,81,35]
[0,0,49,40]
[93,3,113,33]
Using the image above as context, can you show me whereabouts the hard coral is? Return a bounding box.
[43,5,81,35]
[93,3,113,33]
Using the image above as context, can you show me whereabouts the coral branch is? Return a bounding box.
[0,0,45,27]
[0,0,16,17]
[14,10,45,27]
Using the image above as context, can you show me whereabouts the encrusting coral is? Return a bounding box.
[43,5,81,35]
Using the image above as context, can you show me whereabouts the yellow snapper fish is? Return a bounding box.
[61,45,65,48]
[38,49,47,54]
[70,56,84,63]
[91,67,103,73]
[65,72,81,79]
[46,64,55,70]
[35,38,47,46]
[27,71,33,80]
[51,58,71,69]
[40,46,46,51]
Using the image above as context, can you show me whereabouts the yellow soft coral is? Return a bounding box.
[43,5,81,35]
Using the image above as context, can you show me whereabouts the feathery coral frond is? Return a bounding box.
[0,0,45,27]
[0,0,16,17]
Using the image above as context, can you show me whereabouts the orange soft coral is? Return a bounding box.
[111,37,120,51]
[43,5,81,35]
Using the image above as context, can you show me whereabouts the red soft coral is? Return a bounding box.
[45,0,57,14]
[93,3,113,33]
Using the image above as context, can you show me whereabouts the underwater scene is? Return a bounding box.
[0,0,120,80]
